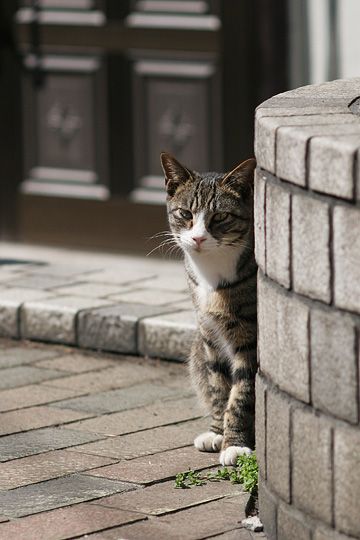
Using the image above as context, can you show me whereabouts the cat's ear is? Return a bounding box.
[220,158,256,197]
[160,152,193,197]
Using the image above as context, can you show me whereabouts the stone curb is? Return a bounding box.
[0,253,195,362]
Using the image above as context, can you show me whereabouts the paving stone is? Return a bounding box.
[266,389,290,502]
[258,273,310,402]
[277,502,311,540]
[265,182,291,288]
[292,408,332,525]
[92,477,241,516]
[138,310,196,361]
[255,375,267,479]
[51,382,189,414]
[334,425,360,537]
[0,405,92,436]
[88,445,219,485]
[71,418,207,460]
[85,267,157,285]
[34,352,119,372]
[207,529,257,540]
[51,281,129,298]
[0,288,51,337]
[0,345,60,368]
[258,478,277,540]
[276,123,360,186]
[109,287,188,306]
[140,273,188,292]
[78,302,176,353]
[311,308,357,422]
[6,273,79,290]
[0,502,144,540]
[254,169,266,271]
[333,205,360,314]
[0,383,83,412]
[21,295,112,344]
[106,495,248,540]
[0,449,116,490]
[43,360,174,393]
[0,427,102,462]
[69,396,200,436]
[309,134,360,199]
[292,194,330,303]
[0,474,139,518]
[22,263,99,277]
[0,365,67,390]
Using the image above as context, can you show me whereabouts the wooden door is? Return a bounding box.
[2,0,288,253]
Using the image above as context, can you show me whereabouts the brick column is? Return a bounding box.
[254,79,360,540]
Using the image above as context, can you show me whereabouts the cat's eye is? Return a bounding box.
[212,212,229,223]
[178,209,193,220]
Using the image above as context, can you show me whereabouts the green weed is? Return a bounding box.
[174,452,258,493]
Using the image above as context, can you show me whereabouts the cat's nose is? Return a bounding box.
[192,236,207,249]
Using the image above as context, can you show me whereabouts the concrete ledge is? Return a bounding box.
[0,245,195,362]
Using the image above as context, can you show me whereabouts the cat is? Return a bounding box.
[160,152,257,466]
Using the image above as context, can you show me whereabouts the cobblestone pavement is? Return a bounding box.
[0,339,265,540]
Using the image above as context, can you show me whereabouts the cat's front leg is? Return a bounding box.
[220,377,255,466]
[189,333,230,452]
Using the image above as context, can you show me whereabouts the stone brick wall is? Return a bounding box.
[254,78,360,540]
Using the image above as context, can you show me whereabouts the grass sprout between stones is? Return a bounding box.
[174,452,258,493]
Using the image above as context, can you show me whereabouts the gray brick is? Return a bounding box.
[254,113,359,176]
[266,389,290,502]
[258,274,310,402]
[0,288,51,337]
[88,445,218,485]
[71,418,207,460]
[0,346,60,369]
[276,123,360,186]
[334,426,360,537]
[110,288,188,306]
[254,169,266,271]
[138,310,196,361]
[110,495,248,540]
[292,408,332,525]
[69,396,199,436]
[21,296,111,344]
[0,473,137,518]
[0,449,116,490]
[0,427,101,462]
[255,374,267,478]
[265,183,291,288]
[78,303,175,353]
[292,194,330,303]
[277,503,311,540]
[91,477,240,516]
[0,504,143,540]
[309,135,360,199]
[7,274,77,290]
[333,206,360,314]
[258,478,277,540]
[51,382,187,414]
[311,309,357,422]
[0,365,65,390]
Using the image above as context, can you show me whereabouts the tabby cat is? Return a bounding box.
[160,152,257,466]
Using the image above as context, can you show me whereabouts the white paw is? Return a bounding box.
[219,446,252,466]
[194,431,223,452]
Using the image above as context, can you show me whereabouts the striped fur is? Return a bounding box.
[161,153,257,461]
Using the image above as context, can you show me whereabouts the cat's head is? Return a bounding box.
[160,152,256,256]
